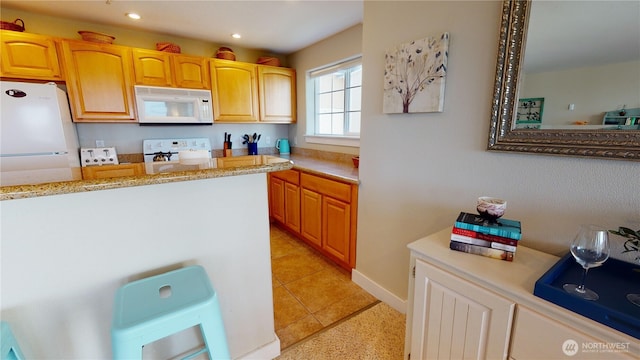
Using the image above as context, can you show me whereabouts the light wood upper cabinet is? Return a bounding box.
[0,30,63,81]
[132,49,210,89]
[210,59,259,122]
[258,65,296,123]
[61,40,136,122]
[131,48,173,87]
[173,54,210,89]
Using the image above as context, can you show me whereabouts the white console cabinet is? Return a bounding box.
[406,228,638,360]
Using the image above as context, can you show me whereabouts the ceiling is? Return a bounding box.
[1,0,364,54]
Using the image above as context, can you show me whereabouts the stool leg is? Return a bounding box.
[1,322,26,360]
[199,321,230,360]
[112,336,143,360]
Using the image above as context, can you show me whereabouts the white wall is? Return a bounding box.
[1,174,279,359]
[521,60,640,125]
[352,0,639,300]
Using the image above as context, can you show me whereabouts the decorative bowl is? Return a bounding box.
[257,57,281,67]
[156,42,181,53]
[216,47,236,61]
[476,196,507,222]
[78,31,115,44]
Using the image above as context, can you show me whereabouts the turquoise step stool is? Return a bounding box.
[1,321,25,360]
[111,265,230,359]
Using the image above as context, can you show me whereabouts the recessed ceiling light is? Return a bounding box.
[126,13,141,20]
[231,33,242,39]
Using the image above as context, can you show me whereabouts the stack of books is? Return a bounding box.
[450,212,522,261]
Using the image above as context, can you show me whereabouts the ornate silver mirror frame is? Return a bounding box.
[487,0,640,161]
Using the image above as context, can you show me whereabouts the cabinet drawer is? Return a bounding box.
[510,306,634,360]
[271,169,299,185]
[81,163,144,179]
[301,173,351,203]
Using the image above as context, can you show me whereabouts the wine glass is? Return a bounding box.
[627,255,640,307]
[563,224,610,301]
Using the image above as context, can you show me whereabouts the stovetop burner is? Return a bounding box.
[143,138,212,163]
[142,138,211,174]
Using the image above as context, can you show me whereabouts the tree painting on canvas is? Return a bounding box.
[384,33,449,114]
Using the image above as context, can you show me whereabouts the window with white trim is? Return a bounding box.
[308,57,362,141]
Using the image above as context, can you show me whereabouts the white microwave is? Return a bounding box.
[134,86,213,125]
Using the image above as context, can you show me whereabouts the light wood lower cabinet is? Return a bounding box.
[269,169,301,234]
[269,170,358,270]
[406,228,639,360]
[300,188,322,247]
[81,163,145,180]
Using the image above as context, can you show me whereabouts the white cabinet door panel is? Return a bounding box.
[411,258,515,360]
[511,306,636,360]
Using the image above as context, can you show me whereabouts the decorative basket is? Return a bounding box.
[78,31,115,44]
[1,18,25,32]
[256,57,281,67]
[156,42,181,53]
[216,47,236,61]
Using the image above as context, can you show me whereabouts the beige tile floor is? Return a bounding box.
[270,224,378,349]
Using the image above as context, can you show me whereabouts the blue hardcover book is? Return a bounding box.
[455,212,522,240]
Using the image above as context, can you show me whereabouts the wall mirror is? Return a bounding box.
[488,0,640,161]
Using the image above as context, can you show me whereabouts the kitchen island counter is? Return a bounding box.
[1,155,293,201]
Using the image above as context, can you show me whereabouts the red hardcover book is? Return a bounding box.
[451,226,518,247]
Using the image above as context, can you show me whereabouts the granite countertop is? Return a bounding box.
[1,156,293,201]
[0,153,360,201]
[286,154,359,184]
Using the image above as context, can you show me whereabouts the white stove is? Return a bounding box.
[143,138,212,174]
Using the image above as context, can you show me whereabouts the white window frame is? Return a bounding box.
[306,56,362,147]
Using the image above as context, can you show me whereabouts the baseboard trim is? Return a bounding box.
[236,335,280,360]
[351,269,407,314]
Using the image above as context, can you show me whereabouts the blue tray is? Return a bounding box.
[534,253,640,339]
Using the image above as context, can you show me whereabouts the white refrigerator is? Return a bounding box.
[1,81,82,186]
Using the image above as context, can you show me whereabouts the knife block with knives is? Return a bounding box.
[223,132,232,157]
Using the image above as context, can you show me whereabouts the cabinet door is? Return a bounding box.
[258,65,296,123]
[284,182,301,233]
[132,48,173,87]
[173,55,210,89]
[510,306,635,360]
[301,188,322,247]
[269,175,285,224]
[322,196,350,263]
[210,59,259,122]
[0,30,63,80]
[411,258,515,360]
[81,163,145,180]
[61,40,136,122]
